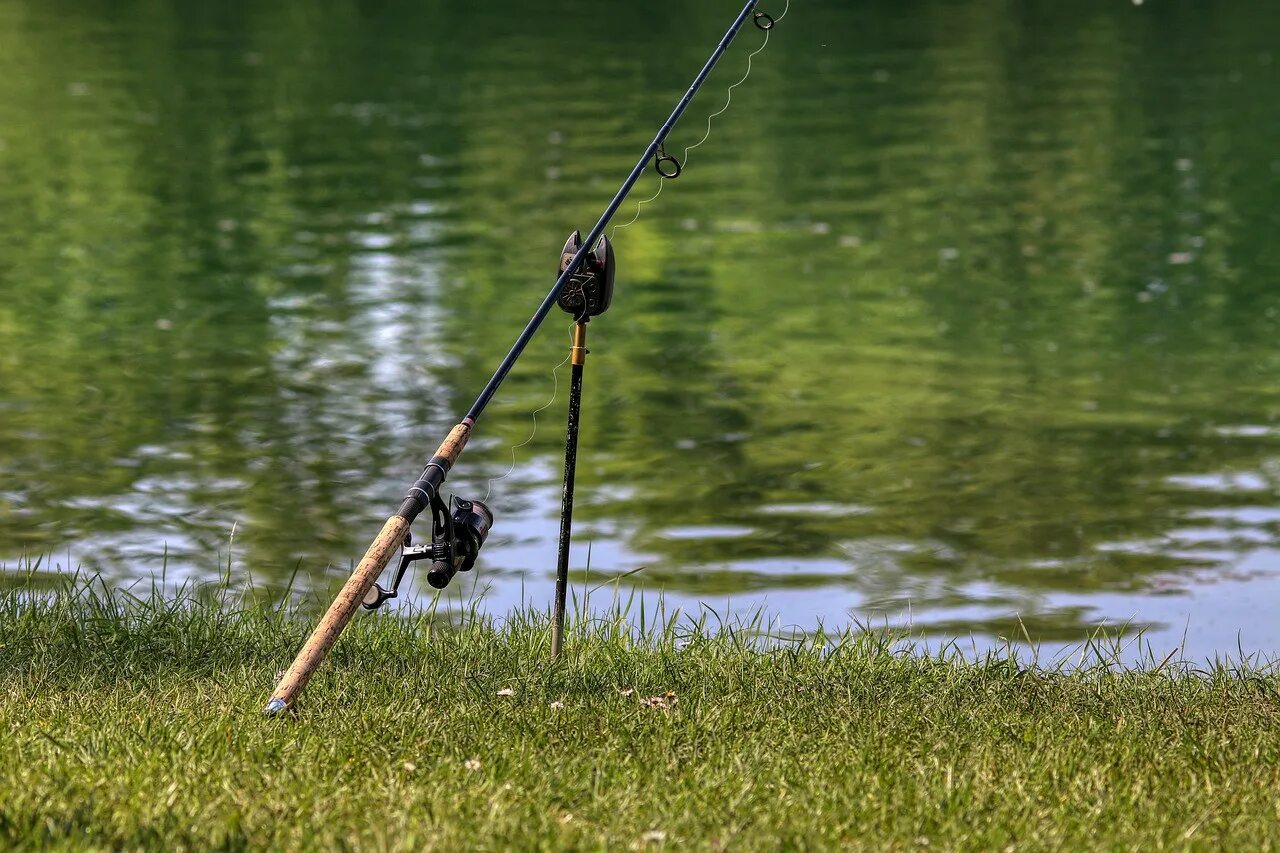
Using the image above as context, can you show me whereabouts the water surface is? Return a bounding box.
[2,0,1280,659]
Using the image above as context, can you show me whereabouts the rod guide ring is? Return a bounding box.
[753,11,774,30]
[655,150,682,179]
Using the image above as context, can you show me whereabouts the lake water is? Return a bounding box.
[2,0,1279,661]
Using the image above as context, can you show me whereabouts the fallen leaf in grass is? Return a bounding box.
[557,812,575,825]
[550,701,565,710]
[403,761,416,773]
[464,758,481,771]
[639,694,677,710]
[497,688,515,697]
[641,829,667,843]
[619,688,634,697]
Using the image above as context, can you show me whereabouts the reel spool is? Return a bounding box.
[362,494,493,609]
[426,497,493,589]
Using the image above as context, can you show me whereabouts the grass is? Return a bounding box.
[2,571,1280,850]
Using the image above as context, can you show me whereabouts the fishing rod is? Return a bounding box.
[264,0,779,715]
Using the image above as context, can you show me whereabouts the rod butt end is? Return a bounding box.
[263,697,290,717]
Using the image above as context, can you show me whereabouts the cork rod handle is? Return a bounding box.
[263,515,409,714]
[264,423,472,715]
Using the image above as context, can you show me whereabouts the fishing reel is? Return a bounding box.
[362,492,493,609]
[558,231,614,319]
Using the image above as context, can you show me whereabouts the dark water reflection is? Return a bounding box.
[2,0,1280,658]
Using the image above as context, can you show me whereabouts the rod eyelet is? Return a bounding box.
[753,11,774,31]
[655,151,682,179]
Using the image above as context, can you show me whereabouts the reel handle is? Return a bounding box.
[426,559,456,590]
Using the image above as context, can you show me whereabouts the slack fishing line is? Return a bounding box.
[265,0,785,715]
[482,321,577,503]
[486,0,789,508]
[613,0,787,240]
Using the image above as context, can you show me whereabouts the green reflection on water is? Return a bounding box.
[1,0,1279,652]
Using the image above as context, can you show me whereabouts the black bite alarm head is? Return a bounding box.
[557,230,615,319]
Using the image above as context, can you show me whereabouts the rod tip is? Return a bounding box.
[263,698,290,716]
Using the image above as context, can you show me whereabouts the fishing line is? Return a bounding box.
[611,0,788,240]
[483,321,577,502]
[485,0,790,582]
[610,176,664,239]
[680,24,769,168]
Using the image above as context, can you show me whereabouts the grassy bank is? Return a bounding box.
[2,575,1279,850]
